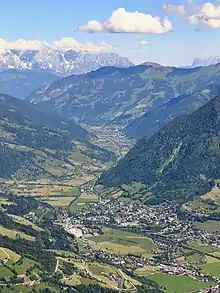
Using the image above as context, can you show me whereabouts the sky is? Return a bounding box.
[1,0,220,65]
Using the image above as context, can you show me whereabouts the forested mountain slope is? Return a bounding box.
[99,96,220,204]
[29,63,220,128]
[0,93,89,141]
[126,81,220,138]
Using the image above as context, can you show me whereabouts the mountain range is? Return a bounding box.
[0,46,133,75]
[192,56,220,67]
[29,63,220,135]
[99,96,220,204]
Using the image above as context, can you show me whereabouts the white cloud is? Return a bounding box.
[80,20,103,33]
[139,40,148,46]
[0,38,112,52]
[54,38,111,52]
[53,37,81,49]
[162,4,186,15]
[0,38,43,50]
[188,2,220,28]
[164,2,220,29]
[132,40,149,50]
[78,41,112,52]
[80,8,173,34]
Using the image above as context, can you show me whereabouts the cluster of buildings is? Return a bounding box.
[59,196,220,285]
[70,200,178,231]
[89,250,153,270]
[64,199,219,248]
[196,285,220,293]
[159,263,219,283]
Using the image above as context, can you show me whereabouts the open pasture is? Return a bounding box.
[41,196,77,207]
[202,261,220,278]
[135,265,160,276]
[0,225,35,241]
[86,227,156,256]
[8,214,44,232]
[0,247,21,263]
[11,257,37,275]
[195,221,220,232]
[147,274,214,293]
[188,242,220,256]
[69,194,99,213]
[0,179,83,198]
[201,186,220,202]
[0,266,14,278]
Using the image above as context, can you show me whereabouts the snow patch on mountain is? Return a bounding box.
[0,44,133,75]
[192,56,220,67]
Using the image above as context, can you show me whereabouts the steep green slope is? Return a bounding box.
[99,96,220,204]
[29,63,220,127]
[0,69,59,99]
[0,93,89,141]
[0,94,114,179]
[126,81,220,138]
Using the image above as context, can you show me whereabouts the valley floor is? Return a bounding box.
[0,127,220,293]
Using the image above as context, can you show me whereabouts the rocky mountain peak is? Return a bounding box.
[0,46,133,75]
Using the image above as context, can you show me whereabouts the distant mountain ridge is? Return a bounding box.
[29,63,220,129]
[99,96,220,204]
[0,46,133,75]
[126,80,220,138]
[0,69,59,99]
[192,56,220,67]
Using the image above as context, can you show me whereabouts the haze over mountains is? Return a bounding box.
[192,56,220,68]
[29,63,220,138]
[0,69,59,99]
[0,44,133,98]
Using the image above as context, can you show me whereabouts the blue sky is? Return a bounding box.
[1,0,220,65]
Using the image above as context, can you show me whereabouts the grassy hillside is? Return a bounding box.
[99,96,220,204]
[0,94,115,180]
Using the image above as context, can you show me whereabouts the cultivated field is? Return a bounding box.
[147,274,214,293]
[86,227,156,256]
[69,193,99,213]
[195,221,220,232]
[188,242,220,256]
[135,265,160,276]
[202,261,220,278]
